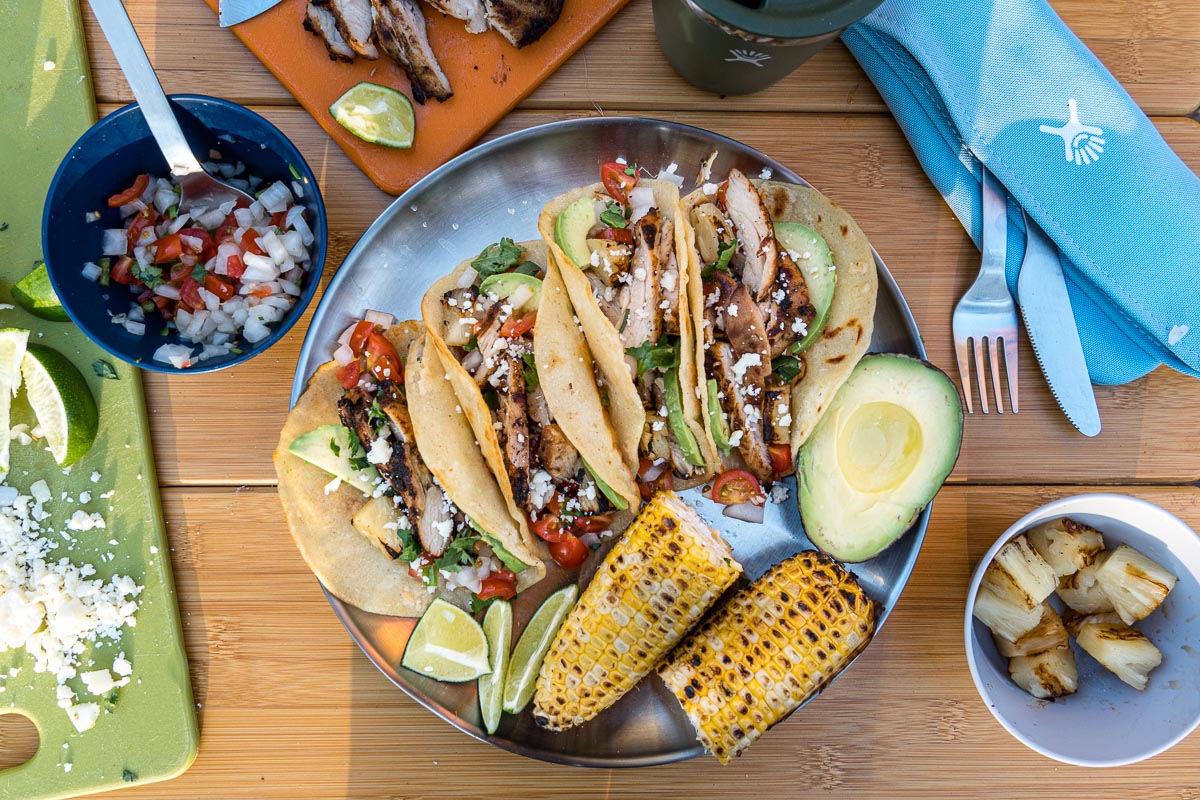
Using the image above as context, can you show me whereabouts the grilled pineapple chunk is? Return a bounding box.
[1075,619,1163,690]
[1062,609,1122,638]
[1056,555,1115,614]
[1095,544,1177,625]
[992,603,1069,658]
[1026,518,1104,577]
[1008,647,1078,699]
[973,585,1044,642]
[982,535,1057,612]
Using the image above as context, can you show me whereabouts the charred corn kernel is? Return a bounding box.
[532,491,741,731]
[659,551,876,764]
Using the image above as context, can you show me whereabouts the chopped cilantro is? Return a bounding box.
[92,360,119,380]
[191,262,207,282]
[772,355,803,383]
[288,163,302,180]
[329,437,341,457]
[347,435,370,472]
[481,388,499,411]
[512,261,542,277]
[131,261,163,289]
[397,527,422,564]
[623,163,638,177]
[367,398,389,432]
[470,238,524,280]
[470,595,497,614]
[521,352,539,392]
[462,332,479,352]
[433,535,480,574]
[618,308,630,334]
[625,340,679,379]
[599,200,627,229]
[701,239,738,281]
[166,205,178,219]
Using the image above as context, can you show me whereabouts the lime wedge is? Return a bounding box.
[329,82,415,149]
[502,584,578,714]
[401,598,490,682]
[21,343,99,467]
[478,600,513,734]
[12,264,70,321]
[0,329,30,473]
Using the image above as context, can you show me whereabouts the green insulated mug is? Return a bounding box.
[653,0,885,95]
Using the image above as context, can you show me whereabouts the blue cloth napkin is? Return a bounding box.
[842,0,1200,385]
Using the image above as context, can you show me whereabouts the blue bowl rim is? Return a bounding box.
[41,93,328,374]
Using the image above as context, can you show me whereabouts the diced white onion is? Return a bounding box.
[167,213,192,235]
[655,167,685,188]
[243,316,271,343]
[285,206,314,246]
[199,287,220,312]
[196,208,226,229]
[291,180,305,198]
[154,284,181,300]
[119,199,147,218]
[81,262,102,282]
[461,349,483,373]
[629,186,655,208]
[279,230,305,259]
[258,181,293,214]
[84,210,101,223]
[259,230,290,265]
[123,319,146,336]
[337,322,359,347]
[234,207,257,228]
[127,303,145,323]
[179,234,204,253]
[240,253,277,282]
[639,458,669,482]
[364,310,394,328]
[456,267,478,288]
[133,245,151,269]
[153,343,194,368]
[723,502,765,524]
[278,278,301,297]
[334,343,354,365]
[101,229,128,256]
[153,188,176,215]
[218,199,237,216]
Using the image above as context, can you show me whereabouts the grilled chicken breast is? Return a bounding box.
[424,0,488,32]
[618,209,668,350]
[538,423,580,483]
[762,248,816,357]
[418,484,451,556]
[304,0,357,61]
[724,169,777,301]
[371,0,453,104]
[471,302,507,385]
[328,0,380,59]
[499,351,532,514]
[483,0,563,48]
[709,342,773,481]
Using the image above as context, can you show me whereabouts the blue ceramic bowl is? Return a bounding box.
[42,94,327,373]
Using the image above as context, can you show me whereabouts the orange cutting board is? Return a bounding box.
[201,0,630,194]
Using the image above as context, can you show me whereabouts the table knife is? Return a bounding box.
[1017,212,1102,437]
[219,0,282,27]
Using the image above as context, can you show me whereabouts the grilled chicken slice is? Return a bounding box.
[424,0,487,32]
[371,0,453,104]
[527,384,552,428]
[304,0,357,62]
[499,352,532,514]
[328,0,380,59]
[762,247,816,358]
[538,423,580,483]
[723,283,770,385]
[586,272,623,329]
[618,209,667,350]
[723,169,777,301]
[471,302,506,386]
[709,342,773,482]
[762,378,791,445]
[418,484,452,557]
[483,0,563,48]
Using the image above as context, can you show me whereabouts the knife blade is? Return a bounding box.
[219,0,282,27]
[1016,212,1102,437]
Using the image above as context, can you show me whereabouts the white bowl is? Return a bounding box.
[964,493,1200,767]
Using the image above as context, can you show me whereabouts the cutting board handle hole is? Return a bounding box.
[0,712,39,772]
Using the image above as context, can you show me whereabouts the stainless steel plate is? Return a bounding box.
[291,117,929,767]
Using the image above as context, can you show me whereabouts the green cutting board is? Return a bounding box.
[0,1,199,798]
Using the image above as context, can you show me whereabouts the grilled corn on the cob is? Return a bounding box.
[658,551,877,764]
[532,491,742,731]
[983,535,1057,611]
[1095,544,1177,625]
[992,602,1069,658]
[1026,517,1104,577]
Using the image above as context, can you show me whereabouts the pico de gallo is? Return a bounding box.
[86,167,315,368]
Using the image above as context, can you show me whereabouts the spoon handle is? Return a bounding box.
[86,0,203,177]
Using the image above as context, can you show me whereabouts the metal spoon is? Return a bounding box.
[87,0,254,212]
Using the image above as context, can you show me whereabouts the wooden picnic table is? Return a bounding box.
[9,0,1200,795]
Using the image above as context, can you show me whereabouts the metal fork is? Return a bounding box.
[952,166,1019,414]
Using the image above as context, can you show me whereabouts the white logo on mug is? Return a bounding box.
[725,49,770,67]
[1040,99,1106,166]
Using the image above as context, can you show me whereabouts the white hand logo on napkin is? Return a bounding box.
[1040,99,1106,166]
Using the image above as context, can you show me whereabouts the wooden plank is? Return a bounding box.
[10,485,1198,797]
[123,105,1200,486]
[86,1,1200,116]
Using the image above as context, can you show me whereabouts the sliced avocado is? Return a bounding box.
[288,424,380,494]
[581,457,628,511]
[799,354,962,562]
[775,222,836,354]
[555,196,596,268]
[466,518,530,573]
[706,378,731,454]
[479,272,542,312]
[664,367,705,467]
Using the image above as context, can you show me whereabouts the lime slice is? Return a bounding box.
[0,329,30,473]
[20,343,99,467]
[12,264,70,321]
[502,584,579,714]
[478,600,513,734]
[329,82,415,149]
[401,598,490,682]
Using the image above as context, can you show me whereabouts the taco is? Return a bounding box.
[680,169,878,485]
[538,164,713,500]
[421,239,639,569]
[273,318,545,617]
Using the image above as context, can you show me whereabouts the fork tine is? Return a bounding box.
[988,337,1004,414]
[954,336,974,414]
[1004,335,1019,413]
[973,338,990,414]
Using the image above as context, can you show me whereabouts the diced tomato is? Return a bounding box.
[348,320,375,356]
[499,311,536,339]
[214,213,238,243]
[270,210,289,230]
[336,358,362,389]
[548,535,589,570]
[711,469,765,506]
[204,273,236,301]
[107,173,149,208]
[125,210,156,251]
[637,457,674,501]
[597,226,634,246]
[152,295,175,320]
[179,277,204,309]
[767,443,793,481]
[407,552,435,580]
[169,261,193,282]
[225,253,245,279]
[110,256,135,285]
[364,330,402,384]
[240,230,266,256]
[474,570,517,601]
[136,289,154,304]
[571,514,613,534]
[530,513,569,543]
[153,233,183,265]
[600,161,638,205]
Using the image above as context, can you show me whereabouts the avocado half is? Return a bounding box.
[799,354,963,562]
